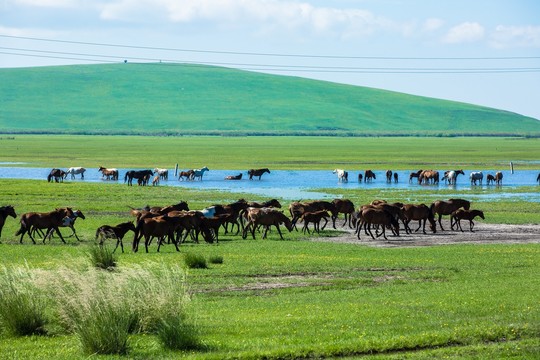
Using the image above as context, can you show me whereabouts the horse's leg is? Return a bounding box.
[366,222,376,240]
[470,220,475,232]
[321,217,328,231]
[54,227,67,243]
[275,224,284,240]
[437,213,445,231]
[414,220,422,233]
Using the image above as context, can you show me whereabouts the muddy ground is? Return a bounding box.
[314,219,540,248]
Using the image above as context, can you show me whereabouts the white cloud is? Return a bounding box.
[14,0,81,7]
[422,18,444,32]
[490,25,540,49]
[443,22,485,44]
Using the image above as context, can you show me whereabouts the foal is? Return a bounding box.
[451,209,485,232]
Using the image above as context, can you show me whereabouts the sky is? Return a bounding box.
[1,0,540,120]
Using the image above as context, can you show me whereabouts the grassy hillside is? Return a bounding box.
[1,63,539,136]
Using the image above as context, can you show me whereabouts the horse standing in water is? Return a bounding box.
[124,169,154,186]
[409,170,423,183]
[495,171,503,185]
[154,168,168,180]
[333,169,348,183]
[444,170,464,185]
[66,167,86,179]
[0,205,16,241]
[364,170,376,182]
[99,167,119,180]
[248,168,270,180]
[470,171,484,185]
[47,168,66,183]
[192,166,209,181]
[385,170,393,183]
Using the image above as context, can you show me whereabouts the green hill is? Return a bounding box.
[1,63,539,136]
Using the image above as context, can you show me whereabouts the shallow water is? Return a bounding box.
[0,167,538,201]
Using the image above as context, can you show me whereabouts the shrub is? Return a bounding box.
[157,312,202,351]
[184,253,208,269]
[0,266,47,336]
[208,255,224,264]
[87,244,117,270]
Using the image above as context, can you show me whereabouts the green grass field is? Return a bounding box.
[1,135,539,169]
[1,64,539,136]
[0,136,539,359]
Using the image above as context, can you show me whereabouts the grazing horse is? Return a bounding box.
[178,169,194,181]
[451,209,485,232]
[470,171,483,185]
[495,171,503,185]
[248,168,270,180]
[0,205,17,241]
[385,170,393,183]
[359,208,400,241]
[409,170,423,183]
[401,204,436,234]
[288,200,337,230]
[192,166,209,181]
[66,167,86,180]
[225,173,243,180]
[152,175,160,186]
[444,170,464,185]
[154,168,168,180]
[419,170,439,184]
[47,168,66,183]
[486,174,496,185]
[99,166,119,180]
[96,221,136,253]
[16,207,74,244]
[431,198,471,231]
[124,169,154,186]
[333,169,348,183]
[364,170,376,182]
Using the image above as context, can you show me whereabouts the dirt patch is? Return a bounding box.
[312,220,540,248]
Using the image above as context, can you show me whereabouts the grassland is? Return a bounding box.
[1,135,539,170]
[1,64,539,136]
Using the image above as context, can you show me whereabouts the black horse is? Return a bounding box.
[47,168,66,183]
[248,168,270,180]
[124,170,154,186]
[0,205,17,241]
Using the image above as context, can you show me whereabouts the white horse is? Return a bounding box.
[192,166,209,181]
[332,169,348,183]
[444,169,464,185]
[470,171,483,185]
[66,167,86,179]
[153,168,168,180]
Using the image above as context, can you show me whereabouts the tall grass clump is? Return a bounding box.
[48,263,196,354]
[184,252,208,269]
[87,244,117,270]
[208,255,224,264]
[0,266,47,336]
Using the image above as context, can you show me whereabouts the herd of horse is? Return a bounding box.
[0,196,485,252]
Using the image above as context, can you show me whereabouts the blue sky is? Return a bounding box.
[1,0,539,120]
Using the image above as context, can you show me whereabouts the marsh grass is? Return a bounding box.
[0,267,47,336]
[208,255,224,264]
[184,252,208,269]
[87,244,117,270]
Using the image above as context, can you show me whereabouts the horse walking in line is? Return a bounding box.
[333,169,348,183]
[16,207,74,244]
[470,171,483,185]
[401,204,436,234]
[0,205,17,241]
[248,168,270,180]
[124,169,154,186]
[154,168,168,180]
[65,167,86,180]
[242,208,293,240]
[34,209,86,242]
[47,168,66,183]
[178,169,194,181]
[364,170,376,182]
[385,170,393,183]
[451,209,485,232]
[409,170,423,183]
[99,167,119,181]
[431,198,470,231]
[225,173,242,180]
[192,166,209,181]
[444,170,464,185]
[301,210,330,234]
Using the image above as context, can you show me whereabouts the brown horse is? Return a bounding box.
[451,209,485,232]
[133,214,182,253]
[98,167,119,180]
[288,200,337,230]
[385,170,393,183]
[35,209,86,242]
[47,168,66,183]
[242,208,293,240]
[364,170,376,182]
[0,205,17,241]
[359,207,400,241]
[16,207,74,244]
[178,169,195,181]
[301,210,330,234]
[401,204,436,234]
[225,173,242,180]
[248,168,270,180]
[419,170,439,184]
[95,221,136,253]
[495,171,503,185]
[332,198,355,228]
[431,198,471,231]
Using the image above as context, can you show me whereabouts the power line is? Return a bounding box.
[2,34,539,61]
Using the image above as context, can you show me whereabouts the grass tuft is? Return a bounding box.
[184,252,208,269]
[87,244,117,270]
[208,255,224,264]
